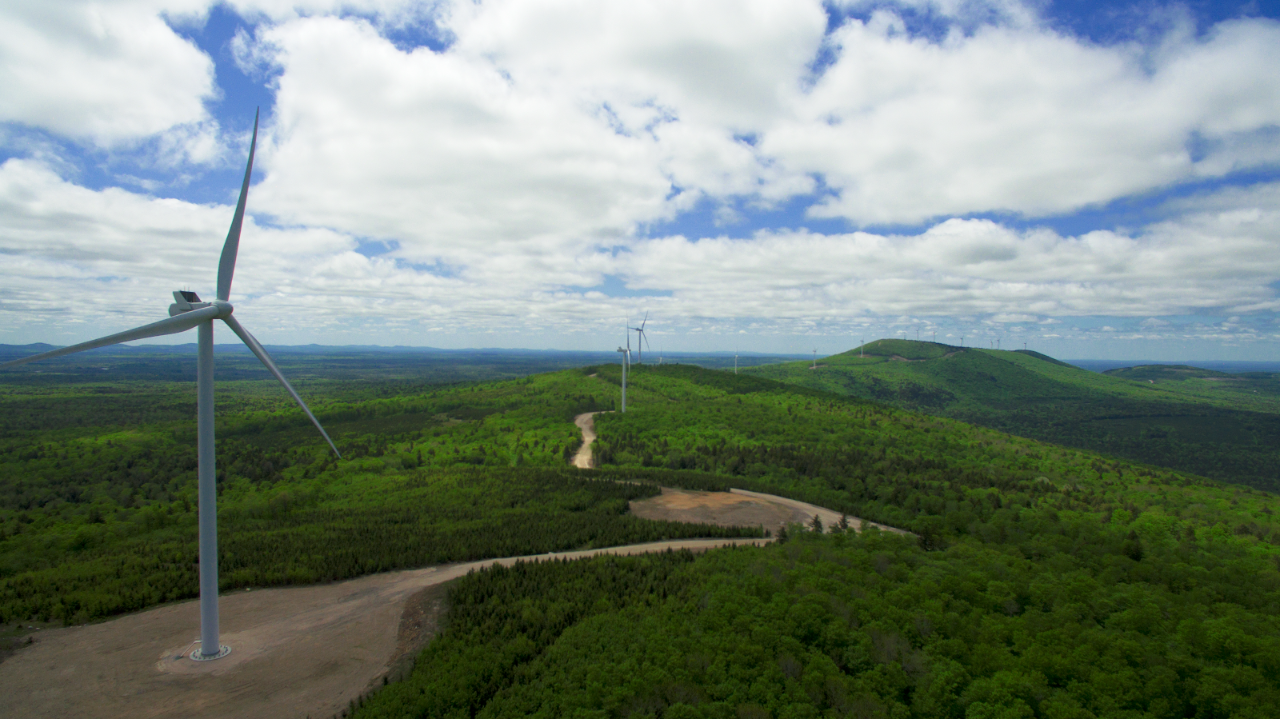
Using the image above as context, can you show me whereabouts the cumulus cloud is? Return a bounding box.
[613,203,1280,321]
[251,14,673,279]
[1,0,1277,351]
[768,15,1280,225]
[0,1,216,144]
[4,153,1279,346]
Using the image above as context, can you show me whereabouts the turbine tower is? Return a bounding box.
[811,348,817,369]
[628,313,650,363]
[0,110,340,662]
[624,318,632,368]
[616,346,629,411]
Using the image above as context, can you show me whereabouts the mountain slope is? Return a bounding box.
[354,362,1280,719]
[747,340,1280,491]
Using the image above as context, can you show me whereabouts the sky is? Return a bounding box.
[1,0,1278,360]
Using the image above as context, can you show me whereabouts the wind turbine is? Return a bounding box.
[623,317,632,368]
[616,346,629,412]
[628,313,650,363]
[811,348,817,369]
[0,110,340,662]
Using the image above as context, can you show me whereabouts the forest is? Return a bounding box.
[3,349,1280,717]
[746,340,1280,492]
[0,358,755,625]
[353,362,1280,719]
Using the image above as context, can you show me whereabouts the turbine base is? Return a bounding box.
[190,643,231,661]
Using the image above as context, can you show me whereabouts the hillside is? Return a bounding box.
[3,360,1279,717]
[353,363,1280,719]
[746,339,1280,492]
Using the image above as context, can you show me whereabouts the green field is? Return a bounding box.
[746,339,1280,492]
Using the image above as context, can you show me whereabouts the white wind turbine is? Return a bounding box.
[0,111,340,661]
[616,345,630,412]
[628,312,650,363]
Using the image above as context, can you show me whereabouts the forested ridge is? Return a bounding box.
[346,362,1280,719]
[0,367,742,625]
[5,354,1280,718]
[745,340,1280,492]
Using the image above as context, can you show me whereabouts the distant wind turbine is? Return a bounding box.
[0,110,340,662]
[628,313,650,363]
[622,319,632,369]
[812,348,818,369]
[617,346,629,411]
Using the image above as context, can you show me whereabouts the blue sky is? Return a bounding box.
[1,0,1279,360]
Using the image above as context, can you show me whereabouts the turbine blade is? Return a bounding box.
[222,315,341,458]
[0,306,219,370]
[217,109,260,302]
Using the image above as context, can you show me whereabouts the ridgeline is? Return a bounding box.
[747,339,1280,492]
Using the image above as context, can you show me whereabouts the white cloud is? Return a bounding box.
[0,1,216,144]
[251,14,674,278]
[1,0,1277,352]
[613,192,1280,320]
[766,15,1280,225]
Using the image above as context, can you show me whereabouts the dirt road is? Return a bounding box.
[0,537,765,719]
[572,411,605,468]
[570,413,912,537]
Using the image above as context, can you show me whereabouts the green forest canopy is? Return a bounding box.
[3,354,1279,718]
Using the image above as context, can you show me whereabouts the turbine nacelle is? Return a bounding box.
[169,291,232,318]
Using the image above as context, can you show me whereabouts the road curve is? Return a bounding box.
[571,413,913,537]
[0,537,766,719]
[572,411,607,469]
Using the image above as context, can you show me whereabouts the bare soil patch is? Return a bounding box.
[0,538,764,719]
[631,487,912,537]
[631,487,796,530]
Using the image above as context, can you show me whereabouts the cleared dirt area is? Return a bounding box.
[631,487,796,530]
[630,487,910,536]
[573,412,911,537]
[0,538,765,719]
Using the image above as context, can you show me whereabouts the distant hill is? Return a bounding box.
[749,340,1280,492]
[1104,364,1229,380]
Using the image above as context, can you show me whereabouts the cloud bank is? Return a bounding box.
[0,0,1277,353]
